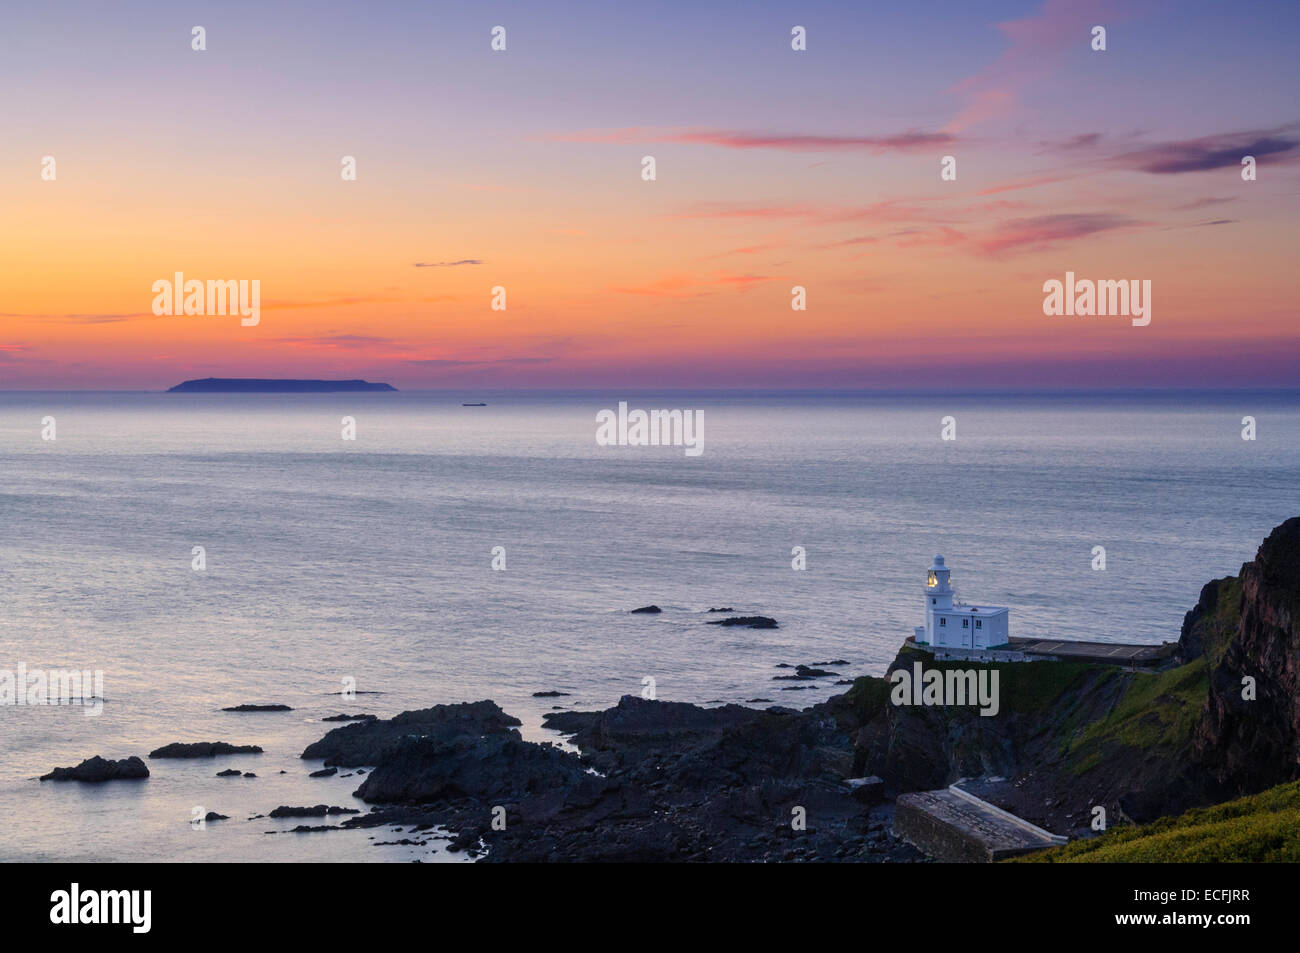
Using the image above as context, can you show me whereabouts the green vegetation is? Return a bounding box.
[1018,780,1300,862]
[1189,577,1243,668]
[841,673,892,714]
[1063,658,1208,772]
[841,641,1213,786]
[839,648,1102,722]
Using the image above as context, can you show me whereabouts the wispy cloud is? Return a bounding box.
[704,242,785,259]
[413,259,484,268]
[550,126,954,153]
[1172,196,1237,211]
[610,272,776,297]
[404,357,555,367]
[265,334,394,350]
[0,311,154,324]
[975,212,1141,254]
[975,173,1075,196]
[946,0,1138,132]
[671,198,946,227]
[894,226,967,248]
[259,295,421,311]
[1108,125,1300,173]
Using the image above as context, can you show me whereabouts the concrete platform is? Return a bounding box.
[1008,637,1175,665]
[893,785,1067,862]
[906,635,1176,667]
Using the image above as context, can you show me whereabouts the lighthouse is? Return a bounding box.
[914,555,1010,650]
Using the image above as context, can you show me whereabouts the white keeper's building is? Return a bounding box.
[913,555,1010,650]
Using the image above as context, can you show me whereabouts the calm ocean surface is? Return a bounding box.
[1,391,1296,861]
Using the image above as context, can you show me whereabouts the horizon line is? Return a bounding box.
[4,386,1299,397]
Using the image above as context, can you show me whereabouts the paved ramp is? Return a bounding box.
[893,785,1067,862]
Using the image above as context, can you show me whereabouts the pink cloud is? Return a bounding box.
[609,272,777,297]
[974,212,1142,254]
[945,0,1137,133]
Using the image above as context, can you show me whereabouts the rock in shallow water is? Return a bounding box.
[269,805,360,818]
[706,616,778,629]
[40,755,149,782]
[222,704,293,712]
[301,699,520,767]
[150,742,263,758]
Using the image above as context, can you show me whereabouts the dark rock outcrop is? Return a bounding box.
[630,605,662,614]
[269,805,360,818]
[707,616,778,629]
[774,665,836,680]
[321,696,913,863]
[301,700,521,767]
[354,732,589,804]
[223,704,293,712]
[150,742,263,758]
[40,756,149,782]
[322,713,377,722]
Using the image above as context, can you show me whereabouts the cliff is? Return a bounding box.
[1190,516,1300,798]
[826,516,1300,834]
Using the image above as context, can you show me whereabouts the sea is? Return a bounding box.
[1,390,1296,861]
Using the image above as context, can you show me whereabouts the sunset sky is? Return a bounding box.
[2,0,1298,390]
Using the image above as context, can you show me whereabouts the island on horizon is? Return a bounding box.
[167,378,398,393]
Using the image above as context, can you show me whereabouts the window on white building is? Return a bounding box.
[975,620,982,629]
[962,619,969,628]
[939,618,946,626]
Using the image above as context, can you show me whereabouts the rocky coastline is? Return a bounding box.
[39,516,1300,862]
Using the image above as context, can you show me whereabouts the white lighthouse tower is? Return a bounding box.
[913,555,1010,650]
[923,555,954,642]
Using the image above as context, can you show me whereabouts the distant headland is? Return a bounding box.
[166,378,397,393]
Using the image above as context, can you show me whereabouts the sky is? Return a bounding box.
[1,0,1298,390]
